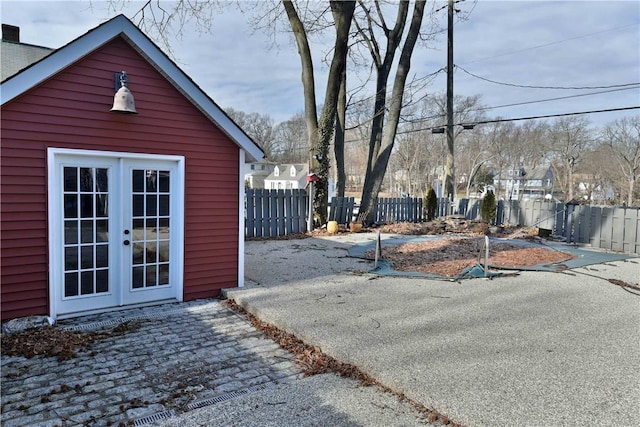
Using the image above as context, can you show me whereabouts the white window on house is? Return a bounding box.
[286,182,292,189]
[274,167,280,177]
[251,164,255,170]
[260,165,265,170]
[290,166,296,177]
[270,182,276,189]
[277,182,282,189]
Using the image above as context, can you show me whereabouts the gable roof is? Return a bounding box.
[0,14,264,162]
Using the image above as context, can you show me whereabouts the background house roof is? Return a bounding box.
[1,30,53,80]
[0,15,264,162]
[265,164,309,182]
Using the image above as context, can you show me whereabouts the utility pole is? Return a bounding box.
[444,0,455,200]
[443,0,456,200]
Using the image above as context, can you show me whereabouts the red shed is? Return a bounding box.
[0,15,264,321]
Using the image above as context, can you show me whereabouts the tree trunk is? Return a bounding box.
[359,1,426,224]
[283,0,355,225]
[334,68,347,198]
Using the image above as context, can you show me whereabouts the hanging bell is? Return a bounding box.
[110,71,138,114]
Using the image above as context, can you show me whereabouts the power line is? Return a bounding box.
[352,86,640,129]
[399,106,640,135]
[456,65,640,90]
[469,86,640,113]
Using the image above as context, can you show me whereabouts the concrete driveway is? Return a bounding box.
[229,234,640,426]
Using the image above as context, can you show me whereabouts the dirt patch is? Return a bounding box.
[366,236,574,277]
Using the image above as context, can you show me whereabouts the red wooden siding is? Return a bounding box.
[1,37,240,320]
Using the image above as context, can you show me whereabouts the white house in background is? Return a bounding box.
[244,160,276,189]
[493,164,554,200]
[264,164,308,190]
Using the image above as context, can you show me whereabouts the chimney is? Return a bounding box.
[2,24,20,43]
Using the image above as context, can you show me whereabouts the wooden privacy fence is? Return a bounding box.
[245,189,307,237]
[564,204,640,254]
[244,192,639,254]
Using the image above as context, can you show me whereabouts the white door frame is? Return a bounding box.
[47,148,185,320]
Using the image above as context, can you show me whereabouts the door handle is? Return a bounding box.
[123,240,130,246]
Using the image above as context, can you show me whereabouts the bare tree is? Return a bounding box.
[602,116,640,206]
[283,0,356,224]
[355,0,428,224]
[545,116,593,202]
[272,113,308,163]
[225,108,277,158]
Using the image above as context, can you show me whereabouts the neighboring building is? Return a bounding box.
[244,160,276,189]
[264,164,308,190]
[493,164,554,200]
[1,15,263,321]
[1,24,53,79]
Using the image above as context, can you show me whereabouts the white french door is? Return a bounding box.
[49,149,184,318]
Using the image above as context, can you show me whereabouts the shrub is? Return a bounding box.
[481,190,497,224]
[424,187,438,221]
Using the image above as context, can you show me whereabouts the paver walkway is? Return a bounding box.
[1,299,302,427]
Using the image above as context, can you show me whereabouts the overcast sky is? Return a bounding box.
[2,1,639,128]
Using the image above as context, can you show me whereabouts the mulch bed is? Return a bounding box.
[368,236,574,277]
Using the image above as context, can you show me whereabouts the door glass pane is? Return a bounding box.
[146,265,157,287]
[65,247,78,270]
[64,167,78,192]
[159,195,169,216]
[80,271,94,295]
[146,170,158,192]
[158,241,169,262]
[65,272,78,297]
[65,221,78,244]
[95,168,108,192]
[130,168,171,289]
[96,269,109,293]
[81,220,94,243]
[159,171,170,192]
[133,169,145,192]
[133,195,144,217]
[80,195,93,218]
[132,243,144,265]
[64,195,78,218]
[145,218,157,240]
[81,246,94,269]
[96,245,109,268]
[96,194,108,217]
[132,219,144,241]
[132,267,144,289]
[146,242,157,263]
[80,168,93,192]
[146,195,157,216]
[96,220,109,243]
[159,264,169,285]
